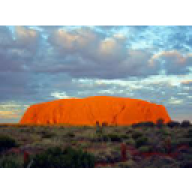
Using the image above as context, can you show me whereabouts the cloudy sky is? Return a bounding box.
[0,26,192,123]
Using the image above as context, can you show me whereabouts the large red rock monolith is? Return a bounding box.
[20,96,171,126]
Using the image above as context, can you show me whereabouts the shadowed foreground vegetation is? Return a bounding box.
[0,121,192,168]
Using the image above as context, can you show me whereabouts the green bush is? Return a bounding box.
[65,132,75,138]
[31,147,95,168]
[132,132,143,139]
[126,138,135,146]
[110,134,122,142]
[159,129,170,136]
[101,134,127,142]
[135,137,148,148]
[41,132,55,139]
[0,154,23,168]
[96,126,103,134]
[0,135,17,153]
[138,146,152,153]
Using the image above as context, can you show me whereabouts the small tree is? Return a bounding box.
[167,121,180,128]
[96,121,103,134]
[96,121,99,127]
[181,120,191,128]
[156,118,164,128]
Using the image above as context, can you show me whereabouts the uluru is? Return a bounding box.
[20,96,171,126]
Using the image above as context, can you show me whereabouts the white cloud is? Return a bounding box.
[50,92,76,99]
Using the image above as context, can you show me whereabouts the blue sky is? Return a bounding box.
[0,26,192,123]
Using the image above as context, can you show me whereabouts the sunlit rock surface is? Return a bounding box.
[20,96,171,126]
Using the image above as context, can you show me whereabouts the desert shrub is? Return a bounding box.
[41,132,55,139]
[163,136,172,153]
[135,137,148,148]
[95,149,122,164]
[167,121,180,128]
[126,138,135,146]
[187,129,192,139]
[117,160,136,168]
[132,121,154,128]
[31,147,95,168]
[154,145,166,153]
[138,146,152,153]
[65,132,75,138]
[132,131,143,139]
[145,156,179,168]
[159,128,170,136]
[101,134,129,142]
[71,140,77,145]
[78,142,91,149]
[0,154,23,168]
[0,136,17,153]
[96,126,103,134]
[181,120,191,128]
[103,134,122,142]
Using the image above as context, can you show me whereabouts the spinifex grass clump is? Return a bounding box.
[99,133,129,142]
[96,122,103,135]
[96,127,103,135]
[135,137,148,148]
[65,132,75,138]
[31,147,95,168]
[0,135,17,153]
[138,146,153,153]
[132,131,143,140]
[0,154,23,168]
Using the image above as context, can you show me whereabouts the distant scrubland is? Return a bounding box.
[0,120,192,168]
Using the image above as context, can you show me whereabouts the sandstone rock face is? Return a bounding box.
[20,96,171,126]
